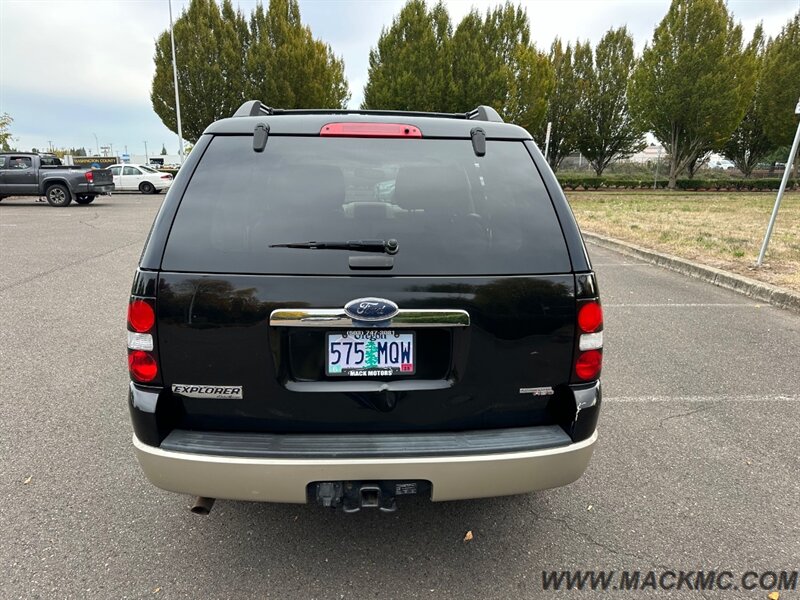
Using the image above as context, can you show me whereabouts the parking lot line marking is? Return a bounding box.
[604,303,758,308]
[605,395,800,403]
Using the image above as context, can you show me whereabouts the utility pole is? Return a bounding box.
[756,97,800,267]
[48,140,53,152]
[144,141,149,163]
[92,133,99,156]
[168,0,185,164]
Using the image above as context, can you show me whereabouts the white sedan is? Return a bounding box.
[108,164,173,194]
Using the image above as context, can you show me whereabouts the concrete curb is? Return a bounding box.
[583,232,800,314]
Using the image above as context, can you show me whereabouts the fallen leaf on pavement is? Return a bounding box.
[23,476,32,485]
[152,587,161,594]
[463,530,473,542]
[768,592,779,600]
[587,504,593,511]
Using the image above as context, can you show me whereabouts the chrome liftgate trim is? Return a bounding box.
[269,309,470,328]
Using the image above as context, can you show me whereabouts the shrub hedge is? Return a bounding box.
[557,176,797,191]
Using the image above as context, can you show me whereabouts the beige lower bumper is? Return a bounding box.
[132,431,597,503]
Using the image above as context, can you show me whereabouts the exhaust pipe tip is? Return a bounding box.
[190,496,215,515]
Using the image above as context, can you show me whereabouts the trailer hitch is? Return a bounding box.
[311,480,431,512]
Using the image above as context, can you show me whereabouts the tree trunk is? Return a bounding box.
[668,159,679,189]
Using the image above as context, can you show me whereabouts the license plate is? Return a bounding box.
[326,330,415,376]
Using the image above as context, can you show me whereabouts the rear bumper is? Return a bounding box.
[132,430,597,503]
[75,182,114,195]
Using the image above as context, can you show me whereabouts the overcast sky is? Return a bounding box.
[1,0,797,155]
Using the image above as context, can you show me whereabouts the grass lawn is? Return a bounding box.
[566,190,800,293]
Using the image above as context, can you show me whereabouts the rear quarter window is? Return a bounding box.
[162,135,571,276]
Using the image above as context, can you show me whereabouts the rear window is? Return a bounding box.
[162,135,570,275]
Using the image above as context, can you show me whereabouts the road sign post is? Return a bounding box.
[756,97,800,267]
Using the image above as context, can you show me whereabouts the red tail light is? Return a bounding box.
[573,299,603,381]
[320,123,422,138]
[578,301,603,333]
[128,350,158,382]
[575,349,602,380]
[128,300,155,332]
[161,174,172,180]
[127,298,159,384]
[84,171,94,183]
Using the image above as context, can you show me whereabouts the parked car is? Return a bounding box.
[708,158,735,170]
[0,152,114,206]
[127,101,603,514]
[108,163,173,194]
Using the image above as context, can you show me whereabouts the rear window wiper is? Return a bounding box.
[269,238,399,255]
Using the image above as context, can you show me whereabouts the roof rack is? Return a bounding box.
[232,100,504,123]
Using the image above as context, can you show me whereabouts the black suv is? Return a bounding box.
[127,101,603,513]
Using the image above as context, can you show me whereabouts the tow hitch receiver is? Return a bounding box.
[310,480,431,512]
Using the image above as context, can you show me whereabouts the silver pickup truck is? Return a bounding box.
[0,153,114,206]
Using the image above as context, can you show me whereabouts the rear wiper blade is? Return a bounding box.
[269,238,399,255]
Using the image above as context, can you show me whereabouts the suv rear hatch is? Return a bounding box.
[153,133,578,434]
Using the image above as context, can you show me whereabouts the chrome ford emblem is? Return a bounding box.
[344,297,399,322]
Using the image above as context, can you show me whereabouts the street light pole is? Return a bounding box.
[168,0,185,164]
[144,141,149,164]
[756,97,800,267]
[92,133,99,156]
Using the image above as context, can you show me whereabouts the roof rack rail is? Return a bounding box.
[232,101,504,123]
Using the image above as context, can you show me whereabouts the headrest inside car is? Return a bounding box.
[393,166,472,213]
[268,165,345,210]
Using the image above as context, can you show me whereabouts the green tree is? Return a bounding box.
[723,25,774,177]
[762,144,791,174]
[452,3,552,132]
[152,0,248,143]
[161,144,168,155]
[574,28,645,175]
[628,0,754,188]
[757,11,800,176]
[540,39,580,170]
[246,0,349,109]
[685,149,711,178]
[152,0,348,144]
[363,340,379,368]
[0,113,13,151]
[362,0,454,111]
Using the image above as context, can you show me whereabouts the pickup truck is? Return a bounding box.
[0,153,114,206]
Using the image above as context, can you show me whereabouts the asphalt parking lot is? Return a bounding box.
[1,193,798,599]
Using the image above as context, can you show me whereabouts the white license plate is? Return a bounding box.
[326,330,415,376]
